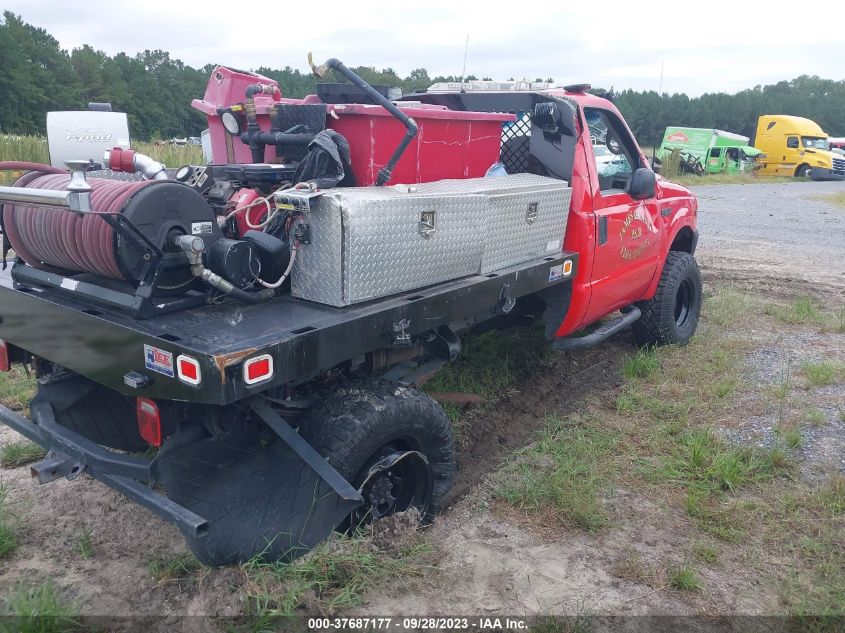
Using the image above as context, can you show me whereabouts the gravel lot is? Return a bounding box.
[695,180,845,291]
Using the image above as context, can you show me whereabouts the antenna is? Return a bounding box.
[653,61,665,169]
[460,34,470,91]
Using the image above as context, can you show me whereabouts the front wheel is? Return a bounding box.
[299,381,456,526]
[631,251,702,347]
[796,164,812,178]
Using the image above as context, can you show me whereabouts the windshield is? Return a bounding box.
[802,137,828,149]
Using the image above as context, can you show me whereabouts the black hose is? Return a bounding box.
[314,58,418,186]
[228,286,275,304]
[252,132,315,146]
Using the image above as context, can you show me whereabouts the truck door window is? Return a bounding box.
[786,136,799,149]
[584,107,640,194]
[709,148,721,158]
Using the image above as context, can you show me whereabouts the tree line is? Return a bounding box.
[2,11,844,145]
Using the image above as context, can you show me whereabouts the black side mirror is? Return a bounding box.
[629,167,656,200]
[533,102,561,135]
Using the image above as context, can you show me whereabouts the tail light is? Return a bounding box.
[176,354,201,386]
[136,397,162,447]
[243,354,274,385]
[0,340,9,372]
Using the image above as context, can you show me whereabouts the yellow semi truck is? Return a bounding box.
[753,115,844,180]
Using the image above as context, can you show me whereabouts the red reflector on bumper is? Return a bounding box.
[243,354,273,385]
[176,354,201,386]
[0,340,9,372]
[136,397,162,447]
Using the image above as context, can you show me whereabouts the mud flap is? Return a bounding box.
[156,402,363,566]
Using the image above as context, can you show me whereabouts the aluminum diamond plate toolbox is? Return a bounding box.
[291,174,571,306]
[292,186,486,306]
[394,174,571,274]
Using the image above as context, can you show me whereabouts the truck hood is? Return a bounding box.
[656,176,693,199]
[804,148,838,164]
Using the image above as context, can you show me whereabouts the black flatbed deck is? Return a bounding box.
[0,252,577,404]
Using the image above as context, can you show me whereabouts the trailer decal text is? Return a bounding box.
[144,344,174,378]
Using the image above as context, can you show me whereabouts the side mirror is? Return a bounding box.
[533,102,561,135]
[629,167,656,200]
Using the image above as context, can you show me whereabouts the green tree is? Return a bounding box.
[2,12,845,145]
[0,11,81,133]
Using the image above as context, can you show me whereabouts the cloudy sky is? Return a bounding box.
[6,0,845,96]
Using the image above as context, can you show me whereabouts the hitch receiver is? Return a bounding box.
[30,450,85,484]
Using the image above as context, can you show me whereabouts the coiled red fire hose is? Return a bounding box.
[1,163,153,280]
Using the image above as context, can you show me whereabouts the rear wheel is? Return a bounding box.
[631,251,702,347]
[299,381,456,525]
[796,164,812,178]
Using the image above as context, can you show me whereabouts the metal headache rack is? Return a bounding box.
[500,113,534,174]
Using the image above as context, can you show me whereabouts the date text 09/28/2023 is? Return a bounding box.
[307,617,529,630]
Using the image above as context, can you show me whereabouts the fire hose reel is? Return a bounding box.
[3,172,224,295]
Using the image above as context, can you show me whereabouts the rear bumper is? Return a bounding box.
[0,399,208,537]
[810,167,845,181]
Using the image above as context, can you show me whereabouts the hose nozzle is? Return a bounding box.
[307,52,332,79]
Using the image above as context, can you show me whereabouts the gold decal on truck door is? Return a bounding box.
[619,205,653,261]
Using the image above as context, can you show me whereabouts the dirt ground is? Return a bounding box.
[1,180,844,628]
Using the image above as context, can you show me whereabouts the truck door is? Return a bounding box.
[584,107,661,317]
[707,147,723,173]
[725,147,740,173]
[780,135,801,175]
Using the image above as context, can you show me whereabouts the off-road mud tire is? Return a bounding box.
[631,251,702,347]
[299,381,456,518]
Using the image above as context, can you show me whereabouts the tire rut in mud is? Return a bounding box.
[442,340,628,506]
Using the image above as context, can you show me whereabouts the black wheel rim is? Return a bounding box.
[674,278,694,328]
[352,444,432,526]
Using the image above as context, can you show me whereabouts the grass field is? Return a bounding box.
[0,134,203,184]
[670,173,798,186]
[813,192,845,209]
[490,288,845,616]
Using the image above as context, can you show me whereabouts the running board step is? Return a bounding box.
[553,306,642,351]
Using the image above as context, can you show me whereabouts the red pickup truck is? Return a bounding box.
[0,63,699,565]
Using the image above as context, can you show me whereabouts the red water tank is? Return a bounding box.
[326,103,513,185]
[193,67,515,186]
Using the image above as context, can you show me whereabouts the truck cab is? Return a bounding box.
[556,91,699,337]
[411,86,699,339]
[754,114,845,180]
